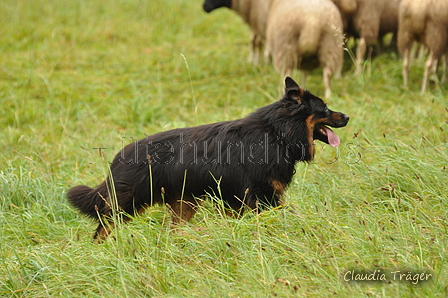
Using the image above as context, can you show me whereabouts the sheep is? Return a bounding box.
[397,0,448,93]
[266,0,344,98]
[202,0,272,64]
[330,0,402,74]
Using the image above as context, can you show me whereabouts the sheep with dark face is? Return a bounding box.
[203,0,271,64]
[398,0,448,93]
[330,0,402,74]
[266,0,344,98]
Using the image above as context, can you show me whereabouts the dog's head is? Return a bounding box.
[283,77,349,160]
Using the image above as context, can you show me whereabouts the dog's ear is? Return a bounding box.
[284,77,304,103]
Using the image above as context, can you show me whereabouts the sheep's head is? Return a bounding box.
[203,0,232,13]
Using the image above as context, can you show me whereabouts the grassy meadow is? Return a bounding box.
[1,0,447,296]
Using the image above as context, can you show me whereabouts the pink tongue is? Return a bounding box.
[323,126,340,147]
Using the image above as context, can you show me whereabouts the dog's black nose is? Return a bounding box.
[343,114,350,122]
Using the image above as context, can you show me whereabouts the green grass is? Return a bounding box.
[1,0,447,296]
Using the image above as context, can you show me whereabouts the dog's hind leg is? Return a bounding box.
[93,204,150,243]
[91,181,138,242]
[94,221,115,243]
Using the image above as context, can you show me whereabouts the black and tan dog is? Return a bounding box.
[68,77,349,241]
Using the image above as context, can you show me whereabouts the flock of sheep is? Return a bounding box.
[203,0,448,98]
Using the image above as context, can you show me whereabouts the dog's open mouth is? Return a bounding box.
[314,125,340,147]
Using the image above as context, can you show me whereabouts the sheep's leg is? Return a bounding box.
[323,66,332,99]
[402,47,410,86]
[431,57,439,88]
[264,46,271,64]
[301,71,308,89]
[248,32,256,64]
[249,33,264,65]
[441,54,446,84]
[377,37,384,56]
[355,37,367,74]
[417,45,427,60]
[422,51,436,93]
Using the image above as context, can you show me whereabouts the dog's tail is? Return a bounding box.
[67,182,110,220]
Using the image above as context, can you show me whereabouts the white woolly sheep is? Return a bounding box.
[330,0,402,74]
[203,0,271,64]
[266,0,344,98]
[398,0,448,93]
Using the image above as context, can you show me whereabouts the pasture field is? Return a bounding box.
[0,0,447,297]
